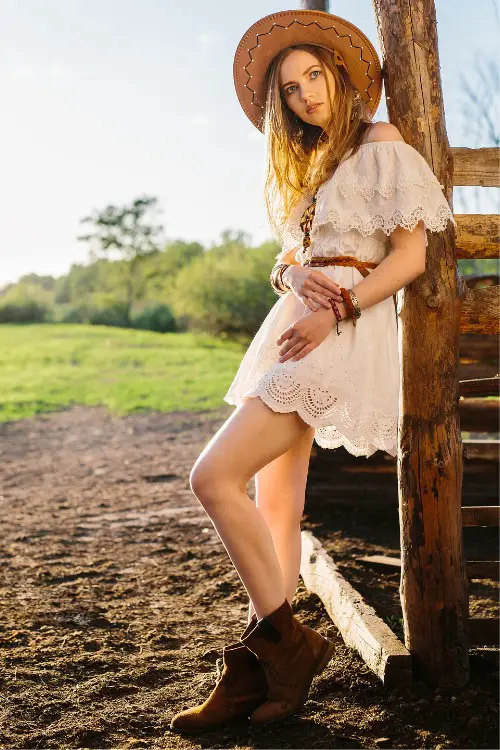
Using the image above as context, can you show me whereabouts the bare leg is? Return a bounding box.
[189,395,312,620]
[247,425,315,624]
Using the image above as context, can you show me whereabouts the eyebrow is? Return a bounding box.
[281,64,320,90]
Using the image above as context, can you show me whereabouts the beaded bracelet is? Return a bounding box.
[330,299,343,335]
[330,287,362,333]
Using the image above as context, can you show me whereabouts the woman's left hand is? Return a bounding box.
[277,303,346,362]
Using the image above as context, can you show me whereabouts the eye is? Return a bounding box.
[285,69,321,95]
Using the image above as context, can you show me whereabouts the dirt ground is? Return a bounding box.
[0,404,498,750]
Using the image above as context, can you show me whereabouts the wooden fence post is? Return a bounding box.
[372,0,470,686]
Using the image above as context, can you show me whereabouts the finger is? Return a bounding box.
[304,296,320,311]
[278,334,297,355]
[279,339,298,358]
[317,282,343,299]
[291,343,314,361]
[304,289,330,309]
[279,340,302,362]
[320,277,343,295]
[314,276,343,298]
[314,287,343,304]
[276,329,293,345]
[306,276,338,299]
[312,292,333,309]
[300,289,324,309]
[285,341,307,361]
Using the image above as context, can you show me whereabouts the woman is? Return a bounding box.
[169,8,456,733]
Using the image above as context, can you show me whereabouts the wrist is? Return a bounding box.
[337,301,348,320]
[330,300,348,320]
[281,264,295,288]
[315,302,342,322]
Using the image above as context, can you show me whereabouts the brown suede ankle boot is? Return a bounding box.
[240,598,335,725]
[169,613,268,734]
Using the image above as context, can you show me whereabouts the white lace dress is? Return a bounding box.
[223,141,457,458]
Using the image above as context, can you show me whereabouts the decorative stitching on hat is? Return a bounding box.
[240,18,377,115]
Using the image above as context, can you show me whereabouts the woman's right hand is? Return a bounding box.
[282,265,344,312]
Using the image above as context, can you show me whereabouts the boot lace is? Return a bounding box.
[215,657,224,685]
[214,656,241,708]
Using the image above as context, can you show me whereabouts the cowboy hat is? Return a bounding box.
[233,8,383,132]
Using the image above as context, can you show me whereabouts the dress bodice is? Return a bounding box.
[279,140,456,266]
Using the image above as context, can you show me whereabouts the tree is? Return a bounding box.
[455,51,500,277]
[218,229,252,246]
[77,195,164,322]
[457,52,500,215]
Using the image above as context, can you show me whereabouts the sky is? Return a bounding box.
[0,0,499,287]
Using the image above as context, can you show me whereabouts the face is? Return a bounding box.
[279,48,334,129]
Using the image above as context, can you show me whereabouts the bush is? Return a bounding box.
[87,301,130,328]
[168,244,278,337]
[0,300,50,323]
[130,302,177,332]
[51,303,92,324]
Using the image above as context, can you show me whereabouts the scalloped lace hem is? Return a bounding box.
[224,378,398,459]
[313,430,396,458]
[316,203,456,239]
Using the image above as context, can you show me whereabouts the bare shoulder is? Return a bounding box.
[363,121,405,143]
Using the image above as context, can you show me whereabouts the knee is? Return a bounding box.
[189,460,222,508]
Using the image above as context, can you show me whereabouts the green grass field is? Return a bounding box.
[0,324,248,422]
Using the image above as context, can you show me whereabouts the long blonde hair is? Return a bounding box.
[262,44,373,243]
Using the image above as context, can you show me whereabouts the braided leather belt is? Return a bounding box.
[301,254,379,279]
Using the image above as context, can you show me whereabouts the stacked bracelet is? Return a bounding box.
[270,263,290,295]
[332,287,362,331]
[345,288,361,324]
[269,263,362,335]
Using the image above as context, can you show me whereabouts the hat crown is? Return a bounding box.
[233,9,382,132]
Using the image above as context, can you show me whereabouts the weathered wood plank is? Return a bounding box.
[466,561,500,581]
[455,215,500,259]
[451,147,500,187]
[459,362,499,381]
[459,377,500,398]
[461,505,500,526]
[459,398,500,432]
[357,554,500,581]
[462,439,499,461]
[460,285,500,335]
[357,555,401,570]
[459,332,499,363]
[459,328,500,380]
[464,274,500,290]
[300,531,412,687]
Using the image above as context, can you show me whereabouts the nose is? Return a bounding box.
[301,91,315,107]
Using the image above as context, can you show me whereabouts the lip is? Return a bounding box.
[306,103,322,114]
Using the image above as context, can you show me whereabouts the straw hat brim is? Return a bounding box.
[233,9,383,133]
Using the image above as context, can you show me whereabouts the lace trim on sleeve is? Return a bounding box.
[312,141,457,245]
